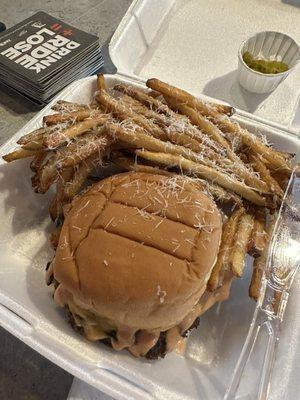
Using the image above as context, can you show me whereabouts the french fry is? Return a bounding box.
[229,213,254,277]
[34,154,58,193]
[249,219,275,300]
[55,130,113,169]
[30,151,47,172]
[63,154,100,201]
[113,153,243,206]
[2,148,37,162]
[49,193,58,222]
[51,100,90,112]
[204,183,243,207]
[215,103,235,116]
[117,85,240,164]
[146,78,232,117]
[135,149,266,205]
[163,95,232,151]
[43,113,107,149]
[36,130,112,193]
[249,257,264,301]
[112,154,173,177]
[51,166,75,220]
[96,90,167,141]
[214,119,291,172]
[43,110,96,126]
[249,217,268,256]
[113,83,174,117]
[119,93,168,128]
[97,74,106,91]
[249,154,284,198]
[21,139,44,151]
[17,127,46,146]
[117,86,238,162]
[146,79,291,172]
[163,95,269,193]
[270,170,289,191]
[148,90,161,98]
[105,121,220,167]
[105,120,250,185]
[208,208,245,290]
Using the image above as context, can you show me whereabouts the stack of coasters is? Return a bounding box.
[0,11,104,105]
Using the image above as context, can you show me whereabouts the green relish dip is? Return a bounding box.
[242,51,289,74]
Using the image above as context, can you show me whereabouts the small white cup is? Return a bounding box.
[237,31,300,94]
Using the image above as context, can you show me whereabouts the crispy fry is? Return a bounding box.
[208,208,245,290]
[55,130,113,169]
[97,74,106,91]
[105,120,246,183]
[118,93,168,128]
[30,151,47,172]
[117,87,240,166]
[204,183,243,207]
[96,91,167,141]
[63,154,100,200]
[35,129,112,193]
[135,149,266,205]
[215,119,291,172]
[215,104,235,116]
[148,90,161,98]
[112,154,173,177]
[113,152,243,206]
[249,257,264,301]
[49,193,58,222]
[249,154,284,198]
[249,220,274,300]
[51,167,75,220]
[43,113,107,149]
[163,95,232,150]
[21,139,44,151]
[146,79,291,172]
[51,100,89,112]
[270,170,289,191]
[34,153,58,193]
[105,121,216,166]
[43,110,96,126]
[146,78,232,117]
[249,218,268,256]
[163,95,268,193]
[2,148,37,162]
[229,214,254,277]
[114,83,176,118]
[17,127,46,146]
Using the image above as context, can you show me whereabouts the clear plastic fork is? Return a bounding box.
[224,167,300,400]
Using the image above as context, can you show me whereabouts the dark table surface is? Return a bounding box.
[0,1,132,399]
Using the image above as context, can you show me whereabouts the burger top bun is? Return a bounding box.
[53,172,222,334]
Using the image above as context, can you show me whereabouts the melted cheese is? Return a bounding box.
[55,273,233,357]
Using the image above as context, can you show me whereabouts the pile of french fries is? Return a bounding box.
[3,75,294,301]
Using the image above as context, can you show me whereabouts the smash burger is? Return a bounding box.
[47,172,232,359]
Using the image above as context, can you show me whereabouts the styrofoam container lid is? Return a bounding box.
[109,0,300,132]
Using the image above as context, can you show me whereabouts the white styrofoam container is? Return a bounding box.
[2,1,300,399]
[109,0,300,133]
[0,74,300,400]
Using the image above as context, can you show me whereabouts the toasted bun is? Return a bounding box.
[53,172,222,339]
